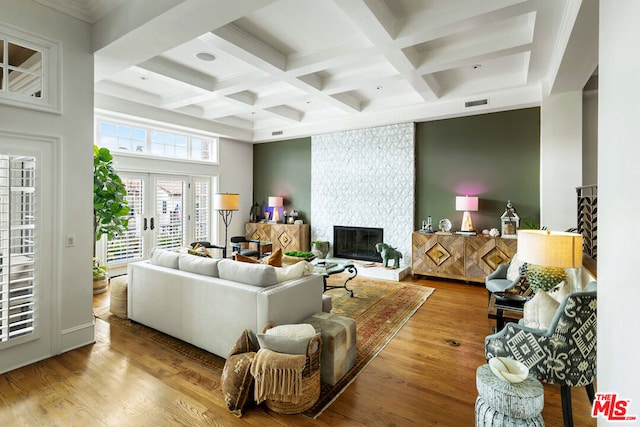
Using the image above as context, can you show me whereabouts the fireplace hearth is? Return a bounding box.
[333,226,383,262]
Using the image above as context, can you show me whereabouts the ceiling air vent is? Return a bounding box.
[465,99,488,108]
[272,130,283,136]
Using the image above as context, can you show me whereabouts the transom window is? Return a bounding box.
[96,117,219,164]
[0,24,61,113]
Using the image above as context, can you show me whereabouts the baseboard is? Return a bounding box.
[60,321,95,353]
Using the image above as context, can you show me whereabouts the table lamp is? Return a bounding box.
[268,196,283,222]
[517,229,583,291]
[213,193,239,256]
[456,195,479,232]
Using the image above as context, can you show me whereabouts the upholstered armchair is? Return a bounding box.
[230,236,261,259]
[485,253,532,299]
[485,282,597,427]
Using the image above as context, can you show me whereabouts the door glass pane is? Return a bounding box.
[8,43,42,71]
[155,180,185,250]
[107,178,144,264]
[0,155,37,343]
[8,69,42,97]
[194,179,210,242]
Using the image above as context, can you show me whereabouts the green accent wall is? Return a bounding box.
[415,107,541,232]
[253,137,312,223]
[253,108,541,233]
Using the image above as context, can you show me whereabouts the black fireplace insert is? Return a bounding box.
[333,226,383,262]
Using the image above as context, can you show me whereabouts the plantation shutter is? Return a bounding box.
[106,177,144,263]
[155,179,185,250]
[0,155,36,343]
[193,178,210,243]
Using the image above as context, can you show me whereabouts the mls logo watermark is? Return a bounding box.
[592,393,637,421]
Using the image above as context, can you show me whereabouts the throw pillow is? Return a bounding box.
[274,261,314,283]
[547,280,571,303]
[229,329,259,357]
[262,248,282,267]
[221,352,257,417]
[187,243,211,258]
[506,253,525,282]
[221,330,260,417]
[257,323,318,355]
[235,253,259,264]
[522,291,560,330]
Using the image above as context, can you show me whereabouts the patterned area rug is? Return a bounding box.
[95,274,434,419]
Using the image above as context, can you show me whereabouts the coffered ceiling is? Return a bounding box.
[35,0,598,142]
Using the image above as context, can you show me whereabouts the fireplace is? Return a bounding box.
[333,226,383,262]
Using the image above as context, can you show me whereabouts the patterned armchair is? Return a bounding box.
[485,282,597,427]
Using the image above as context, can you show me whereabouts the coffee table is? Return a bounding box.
[314,262,357,297]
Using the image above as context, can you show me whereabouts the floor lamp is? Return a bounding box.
[213,193,239,258]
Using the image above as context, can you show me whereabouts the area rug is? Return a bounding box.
[95,274,434,419]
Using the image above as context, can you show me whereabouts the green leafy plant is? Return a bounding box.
[93,257,107,279]
[284,251,314,259]
[94,145,130,259]
[519,219,547,230]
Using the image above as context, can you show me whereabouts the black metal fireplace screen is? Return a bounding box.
[333,226,383,262]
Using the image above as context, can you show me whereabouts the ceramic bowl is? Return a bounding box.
[488,357,529,383]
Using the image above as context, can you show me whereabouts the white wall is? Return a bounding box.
[540,91,583,230]
[0,0,95,370]
[599,1,640,421]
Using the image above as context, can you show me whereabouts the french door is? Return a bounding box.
[103,172,213,272]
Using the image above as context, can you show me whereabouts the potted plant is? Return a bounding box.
[311,240,330,259]
[93,145,130,294]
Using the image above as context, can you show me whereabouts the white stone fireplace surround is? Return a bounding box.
[311,122,415,275]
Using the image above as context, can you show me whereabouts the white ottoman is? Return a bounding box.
[475,364,545,426]
[302,312,356,386]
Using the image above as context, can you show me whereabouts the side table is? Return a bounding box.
[314,262,357,297]
[475,364,545,426]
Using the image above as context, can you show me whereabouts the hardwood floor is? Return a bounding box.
[0,277,596,426]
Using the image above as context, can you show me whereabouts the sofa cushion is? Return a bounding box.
[235,253,258,263]
[262,248,283,267]
[506,253,525,282]
[149,248,180,269]
[218,259,278,287]
[178,253,220,277]
[274,261,314,283]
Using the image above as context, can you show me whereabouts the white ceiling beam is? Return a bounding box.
[138,56,217,92]
[332,0,439,101]
[94,0,277,82]
[264,105,304,122]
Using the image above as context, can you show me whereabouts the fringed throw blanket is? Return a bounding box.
[251,349,306,403]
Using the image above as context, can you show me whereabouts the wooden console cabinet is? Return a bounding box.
[412,232,517,283]
[245,222,310,253]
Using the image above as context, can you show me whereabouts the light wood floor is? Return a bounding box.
[0,277,596,426]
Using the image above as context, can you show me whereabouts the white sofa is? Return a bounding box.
[127,250,323,358]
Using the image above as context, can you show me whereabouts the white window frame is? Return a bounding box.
[0,23,61,114]
[95,113,220,165]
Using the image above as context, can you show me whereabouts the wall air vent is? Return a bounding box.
[272,130,283,136]
[465,99,488,108]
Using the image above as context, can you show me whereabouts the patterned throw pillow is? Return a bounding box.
[221,330,259,417]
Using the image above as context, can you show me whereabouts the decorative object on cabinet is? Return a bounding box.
[438,218,452,233]
[268,196,284,222]
[250,202,261,222]
[245,222,310,253]
[375,243,403,268]
[456,195,479,232]
[517,229,583,292]
[412,232,516,283]
[500,200,520,238]
[213,193,239,257]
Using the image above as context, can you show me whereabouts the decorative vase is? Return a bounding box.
[93,275,108,295]
[311,241,329,259]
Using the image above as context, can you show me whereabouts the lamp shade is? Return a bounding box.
[268,196,283,208]
[456,196,478,212]
[517,230,583,268]
[213,193,239,211]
